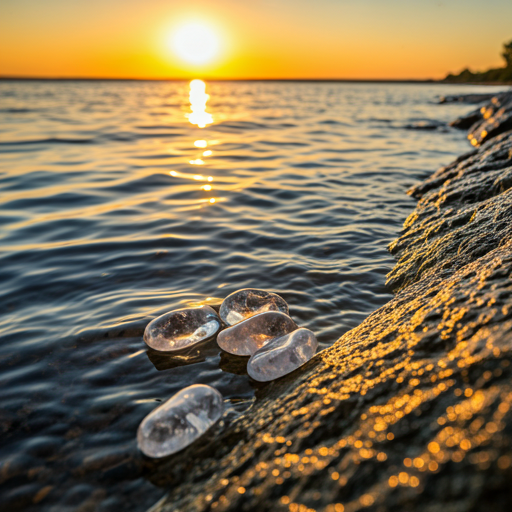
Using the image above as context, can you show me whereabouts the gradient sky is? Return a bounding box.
[1,0,512,79]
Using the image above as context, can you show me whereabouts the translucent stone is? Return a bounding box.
[137,384,224,458]
[219,288,289,326]
[143,305,220,352]
[247,328,318,382]
[217,311,298,356]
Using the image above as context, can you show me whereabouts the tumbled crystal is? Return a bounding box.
[137,384,224,458]
[143,305,220,352]
[247,328,318,382]
[219,288,289,326]
[217,311,298,356]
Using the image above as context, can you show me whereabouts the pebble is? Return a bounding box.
[247,328,318,382]
[137,384,224,458]
[143,306,220,352]
[217,311,298,356]
[219,288,289,326]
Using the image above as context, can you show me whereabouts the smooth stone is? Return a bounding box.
[219,288,289,326]
[217,311,298,356]
[143,305,220,352]
[247,328,318,382]
[137,384,224,458]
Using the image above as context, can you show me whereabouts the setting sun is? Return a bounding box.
[171,22,219,65]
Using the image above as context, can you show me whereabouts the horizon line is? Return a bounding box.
[0,75,443,83]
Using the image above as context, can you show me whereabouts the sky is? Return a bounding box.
[1,0,512,80]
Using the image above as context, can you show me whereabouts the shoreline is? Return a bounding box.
[149,90,512,512]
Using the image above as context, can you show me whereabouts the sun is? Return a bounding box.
[172,22,220,65]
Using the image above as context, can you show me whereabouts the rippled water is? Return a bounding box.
[0,80,507,511]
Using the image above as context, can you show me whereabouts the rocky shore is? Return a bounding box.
[150,91,512,512]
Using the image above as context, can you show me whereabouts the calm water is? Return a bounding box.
[0,81,507,511]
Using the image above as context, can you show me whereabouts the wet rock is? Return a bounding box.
[217,311,298,356]
[149,109,512,512]
[219,289,289,326]
[388,131,512,292]
[404,119,447,131]
[137,384,223,458]
[143,306,220,352]
[448,91,512,134]
[247,328,318,382]
[466,91,512,147]
[438,92,500,104]
[450,106,483,130]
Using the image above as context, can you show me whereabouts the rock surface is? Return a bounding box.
[247,328,318,382]
[217,311,298,356]
[438,92,500,104]
[143,305,220,352]
[149,100,512,512]
[450,91,512,147]
[219,289,289,326]
[137,384,223,458]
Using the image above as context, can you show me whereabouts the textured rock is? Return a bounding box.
[143,306,220,352]
[219,289,289,326]
[217,311,298,356]
[247,328,318,382]
[449,91,512,135]
[387,131,512,292]
[137,384,223,458]
[438,93,500,104]
[465,91,512,147]
[450,107,483,130]
[148,108,512,512]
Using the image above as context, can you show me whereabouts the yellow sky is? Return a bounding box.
[1,0,511,80]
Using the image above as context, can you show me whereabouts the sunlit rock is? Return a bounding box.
[219,288,289,326]
[217,311,297,356]
[137,384,224,458]
[143,306,220,352]
[247,328,318,382]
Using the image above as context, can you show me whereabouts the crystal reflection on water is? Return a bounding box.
[188,79,213,128]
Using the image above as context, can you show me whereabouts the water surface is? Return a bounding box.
[0,80,507,511]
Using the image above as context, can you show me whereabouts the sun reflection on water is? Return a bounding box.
[188,79,213,128]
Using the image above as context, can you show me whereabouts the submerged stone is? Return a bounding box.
[137,384,224,458]
[217,311,298,356]
[219,288,289,326]
[143,305,220,352]
[247,328,318,382]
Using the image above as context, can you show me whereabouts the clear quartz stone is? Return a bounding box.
[217,311,298,356]
[137,384,224,458]
[219,288,289,326]
[143,305,220,352]
[247,328,318,382]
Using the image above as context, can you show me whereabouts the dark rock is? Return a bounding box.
[149,105,512,512]
[404,120,447,131]
[449,91,512,132]
[466,92,512,146]
[387,132,512,292]
[450,107,483,130]
[438,93,502,104]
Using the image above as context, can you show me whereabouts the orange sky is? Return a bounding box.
[1,0,511,80]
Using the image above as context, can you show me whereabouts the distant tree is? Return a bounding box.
[502,39,512,67]
[444,37,512,83]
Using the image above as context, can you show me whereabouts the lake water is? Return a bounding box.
[0,80,507,511]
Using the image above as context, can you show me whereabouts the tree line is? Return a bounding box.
[444,39,512,83]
